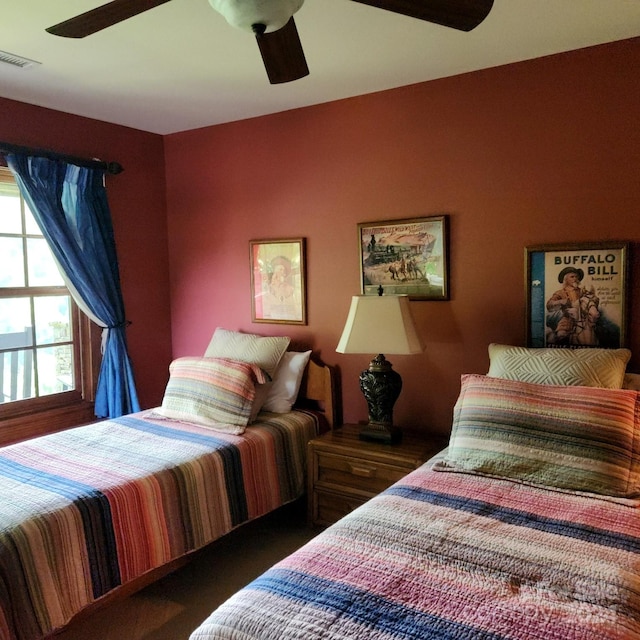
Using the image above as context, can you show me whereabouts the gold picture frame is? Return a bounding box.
[525,241,629,348]
[250,238,307,325]
[358,215,449,300]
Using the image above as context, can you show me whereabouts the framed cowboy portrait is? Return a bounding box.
[250,238,307,325]
[525,242,629,348]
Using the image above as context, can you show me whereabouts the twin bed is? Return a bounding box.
[3,334,640,640]
[0,329,336,640]
[190,344,640,640]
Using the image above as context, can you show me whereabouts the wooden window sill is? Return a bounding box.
[0,400,97,447]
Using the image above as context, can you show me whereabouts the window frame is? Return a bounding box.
[0,167,100,444]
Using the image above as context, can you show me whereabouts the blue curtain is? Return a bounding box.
[6,153,140,418]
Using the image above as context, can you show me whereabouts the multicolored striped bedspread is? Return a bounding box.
[191,457,640,640]
[0,409,319,640]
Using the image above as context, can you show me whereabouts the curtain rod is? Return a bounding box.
[0,141,123,175]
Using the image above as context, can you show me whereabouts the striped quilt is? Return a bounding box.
[0,409,319,640]
[191,457,640,640]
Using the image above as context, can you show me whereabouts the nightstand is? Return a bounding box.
[307,424,443,527]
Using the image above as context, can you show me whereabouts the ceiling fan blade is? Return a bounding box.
[46,0,174,38]
[350,0,493,31]
[254,18,309,84]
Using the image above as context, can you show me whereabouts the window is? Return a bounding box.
[0,167,98,438]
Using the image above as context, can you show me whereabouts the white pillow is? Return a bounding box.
[487,343,631,389]
[262,350,312,413]
[204,328,290,378]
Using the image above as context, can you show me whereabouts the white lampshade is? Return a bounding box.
[336,295,423,355]
[208,0,304,33]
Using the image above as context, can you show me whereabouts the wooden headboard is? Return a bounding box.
[298,359,338,429]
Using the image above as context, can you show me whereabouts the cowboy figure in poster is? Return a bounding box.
[542,249,623,348]
[546,266,601,346]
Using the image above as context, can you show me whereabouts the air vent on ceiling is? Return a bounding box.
[0,50,41,69]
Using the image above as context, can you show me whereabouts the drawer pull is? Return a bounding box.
[349,464,375,478]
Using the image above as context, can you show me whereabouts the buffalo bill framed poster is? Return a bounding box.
[525,242,629,348]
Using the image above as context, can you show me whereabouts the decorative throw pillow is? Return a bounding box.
[436,374,640,497]
[205,328,290,378]
[156,357,269,429]
[487,343,631,389]
[262,350,312,413]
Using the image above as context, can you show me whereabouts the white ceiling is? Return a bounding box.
[2,1,640,135]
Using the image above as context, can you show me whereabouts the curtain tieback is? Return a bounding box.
[106,320,132,330]
[101,320,132,352]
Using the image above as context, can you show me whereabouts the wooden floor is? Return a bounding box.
[52,500,316,640]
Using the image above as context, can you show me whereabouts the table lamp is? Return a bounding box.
[336,291,423,444]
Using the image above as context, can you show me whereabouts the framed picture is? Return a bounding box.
[525,242,629,348]
[250,238,306,325]
[358,215,449,300]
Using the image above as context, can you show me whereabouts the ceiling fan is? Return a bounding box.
[46,0,494,84]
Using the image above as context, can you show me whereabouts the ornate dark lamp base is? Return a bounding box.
[358,354,403,444]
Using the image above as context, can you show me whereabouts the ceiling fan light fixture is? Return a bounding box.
[208,0,304,33]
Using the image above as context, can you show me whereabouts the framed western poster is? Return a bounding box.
[250,238,306,325]
[525,242,629,348]
[358,215,449,300]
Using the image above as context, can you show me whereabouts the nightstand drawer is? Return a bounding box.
[314,489,367,527]
[307,424,442,528]
[316,451,410,497]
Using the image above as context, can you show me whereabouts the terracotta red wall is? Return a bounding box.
[4,39,637,438]
[0,98,173,409]
[164,38,640,437]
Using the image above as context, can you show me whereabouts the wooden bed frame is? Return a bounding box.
[47,358,336,637]
[297,359,338,429]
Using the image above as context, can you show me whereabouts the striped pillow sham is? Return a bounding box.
[437,374,640,497]
[156,357,269,430]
